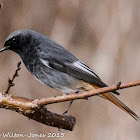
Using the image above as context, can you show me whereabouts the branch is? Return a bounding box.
[0,80,139,131]
[4,61,21,94]
[35,80,140,106]
[0,93,76,131]
[0,62,140,131]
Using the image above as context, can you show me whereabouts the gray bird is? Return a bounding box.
[0,29,139,120]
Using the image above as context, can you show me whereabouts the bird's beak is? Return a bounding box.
[0,46,10,52]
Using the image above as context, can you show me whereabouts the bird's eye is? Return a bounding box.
[12,38,16,43]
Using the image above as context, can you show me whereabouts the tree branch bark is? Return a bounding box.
[0,80,139,131]
[0,93,76,131]
[35,80,140,106]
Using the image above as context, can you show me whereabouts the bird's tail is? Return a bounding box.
[100,93,139,120]
[82,82,140,120]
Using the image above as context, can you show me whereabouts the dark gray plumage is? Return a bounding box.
[3,30,118,94]
[0,29,139,120]
[2,30,110,93]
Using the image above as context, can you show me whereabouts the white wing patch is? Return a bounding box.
[40,58,51,68]
[73,61,99,78]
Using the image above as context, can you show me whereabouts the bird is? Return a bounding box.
[0,29,139,120]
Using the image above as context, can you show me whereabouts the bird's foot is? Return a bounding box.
[116,81,121,89]
[63,109,69,115]
[63,100,73,115]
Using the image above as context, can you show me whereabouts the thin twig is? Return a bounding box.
[4,61,21,94]
[35,80,140,106]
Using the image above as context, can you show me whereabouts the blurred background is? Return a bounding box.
[0,0,140,140]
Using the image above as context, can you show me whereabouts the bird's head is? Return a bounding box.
[0,30,41,55]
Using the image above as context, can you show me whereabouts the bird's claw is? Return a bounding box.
[63,110,68,115]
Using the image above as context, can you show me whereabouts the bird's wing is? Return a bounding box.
[37,41,119,94]
[40,57,106,87]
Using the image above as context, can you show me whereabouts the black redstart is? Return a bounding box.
[0,30,139,120]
